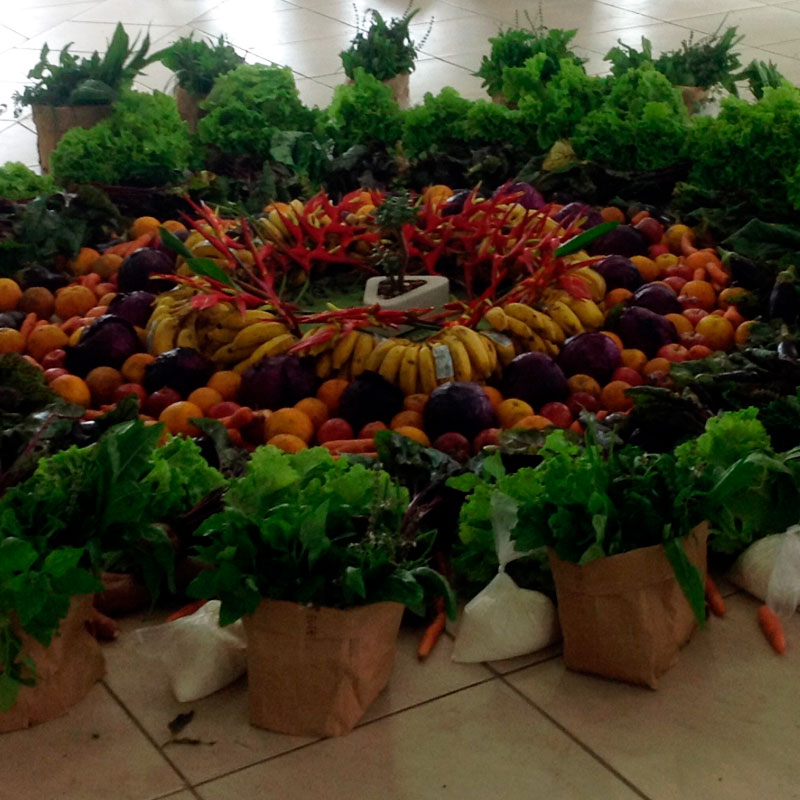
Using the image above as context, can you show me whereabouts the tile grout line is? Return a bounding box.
[497,675,654,800]
[191,673,499,790]
[100,679,203,800]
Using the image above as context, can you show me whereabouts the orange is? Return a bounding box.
[0,278,22,311]
[391,410,424,430]
[121,352,155,384]
[600,331,624,352]
[54,284,96,320]
[268,433,308,453]
[513,414,552,430]
[26,324,68,362]
[316,378,349,413]
[695,315,735,351]
[18,286,55,319]
[664,312,693,336]
[643,357,671,375]
[567,374,602,397]
[735,320,757,345]
[187,387,224,413]
[403,393,428,413]
[497,398,535,429]
[600,381,633,412]
[130,216,161,238]
[294,397,329,430]
[685,249,721,273]
[50,374,91,407]
[620,348,647,373]
[162,220,187,233]
[159,401,203,436]
[482,385,503,411]
[630,255,660,282]
[394,426,430,447]
[600,206,626,223]
[92,253,123,279]
[665,224,694,252]
[680,280,716,311]
[604,288,632,307]
[265,407,314,443]
[71,247,100,276]
[85,367,123,406]
[207,370,242,401]
[0,327,25,354]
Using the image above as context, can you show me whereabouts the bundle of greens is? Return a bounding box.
[738,59,786,100]
[340,7,430,81]
[14,23,162,112]
[605,26,743,93]
[160,34,243,98]
[474,21,584,100]
[50,90,194,187]
[188,445,454,625]
[0,163,57,201]
[571,64,690,171]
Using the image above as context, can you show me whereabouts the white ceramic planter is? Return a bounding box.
[363,275,450,312]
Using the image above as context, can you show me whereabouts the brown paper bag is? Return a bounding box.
[0,595,106,733]
[32,104,112,172]
[549,523,708,689]
[175,87,205,133]
[384,73,410,109]
[243,599,404,737]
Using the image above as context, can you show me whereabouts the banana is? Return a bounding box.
[230,321,289,350]
[211,342,254,364]
[504,302,539,329]
[398,344,420,396]
[205,326,238,344]
[290,198,305,217]
[233,333,297,374]
[315,352,333,380]
[176,312,199,349]
[572,267,607,303]
[547,299,584,337]
[450,325,491,379]
[505,316,535,340]
[484,331,516,367]
[350,332,375,378]
[529,308,565,344]
[378,341,408,383]
[267,209,289,238]
[418,344,437,394]
[478,332,498,374]
[332,329,359,370]
[147,316,179,355]
[525,330,549,353]
[202,302,236,325]
[365,337,404,372]
[566,297,605,330]
[220,309,276,329]
[445,336,472,382]
[484,306,509,331]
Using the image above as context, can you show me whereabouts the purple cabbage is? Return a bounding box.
[423,381,496,441]
[239,355,318,410]
[503,352,568,409]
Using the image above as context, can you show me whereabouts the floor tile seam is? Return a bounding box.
[191,22,355,49]
[100,679,202,800]
[758,37,800,51]
[190,673,500,790]
[497,674,654,800]
[486,650,564,678]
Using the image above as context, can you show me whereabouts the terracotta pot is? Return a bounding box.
[346,72,410,108]
[243,599,404,737]
[32,104,112,172]
[549,522,708,689]
[175,86,206,133]
[0,595,105,733]
[679,85,710,115]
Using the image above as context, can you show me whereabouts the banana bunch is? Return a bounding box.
[257,199,333,244]
[145,291,298,374]
[296,325,378,381]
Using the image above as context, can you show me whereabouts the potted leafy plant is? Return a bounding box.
[159,34,243,132]
[474,14,585,105]
[604,26,743,112]
[363,190,449,311]
[188,445,454,737]
[14,23,164,171]
[340,6,433,108]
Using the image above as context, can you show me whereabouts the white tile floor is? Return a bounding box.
[3,1,800,797]
[3,0,800,170]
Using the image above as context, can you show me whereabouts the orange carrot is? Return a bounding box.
[105,232,153,259]
[61,315,84,334]
[680,234,698,256]
[226,406,254,429]
[19,312,38,343]
[692,267,707,281]
[166,599,208,622]
[705,576,726,617]
[758,605,786,654]
[706,260,730,287]
[631,210,650,225]
[418,598,446,660]
[322,438,377,454]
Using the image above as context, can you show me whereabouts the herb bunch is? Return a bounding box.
[160,34,243,98]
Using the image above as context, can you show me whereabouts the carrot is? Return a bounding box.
[692,267,707,282]
[418,598,446,660]
[226,406,254,429]
[78,273,102,289]
[61,315,84,334]
[758,605,786,654]
[680,234,698,256]
[19,312,38,343]
[705,575,726,617]
[166,599,208,622]
[706,260,730,287]
[322,438,377,454]
[630,210,650,225]
[105,232,153,259]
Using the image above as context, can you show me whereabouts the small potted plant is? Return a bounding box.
[160,34,243,132]
[340,6,433,108]
[362,190,450,311]
[188,445,454,737]
[14,23,164,171]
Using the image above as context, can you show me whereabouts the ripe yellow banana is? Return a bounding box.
[547,299,584,337]
[566,297,604,330]
[450,325,491,379]
[378,341,408,383]
[445,337,472,382]
[220,309,276,329]
[147,316,180,355]
[365,337,405,372]
[484,331,516,367]
[315,352,333,379]
[478,332,498,373]
[230,321,289,350]
[505,316,535,340]
[233,333,297,374]
[572,267,606,302]
[205,326,238,345]
[485,306,509,331]
[332,329,360,370]
[398,344,420,395]
[418,344,437,394]
[349,332,375,378]
[504,302,538,329]
[176,313,199,349]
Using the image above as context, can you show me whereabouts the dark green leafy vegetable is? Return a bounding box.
[0,163,57,201]
[160,34,243,97]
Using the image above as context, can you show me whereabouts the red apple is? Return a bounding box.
[648,243,670,259]
[143,387,182,417]
[113,383,147,404]
[679,331,712,349]
[317,417,354,443]
[566,392,599,417]
[207,401,240,419]
[682,308,709,327]
[539,402,573,429]
[612,366,643,386]
[473,428,501,453]
[433,432,471,462]
[662,276,687,294]
[359,421,388,439]
[44,367,68,383]
[657,343,690,363]
[687,344,713,360]
[646,370,674,389]
[41,349,66,370]
[636,217,665,245]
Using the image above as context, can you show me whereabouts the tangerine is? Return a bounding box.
[695,315,735,351]
[121,352,155,384]
[496,398,535,429]
[187,387,224,413]
[0,278,22,311]
[294,397,329,430]
[394,426,430,447]
[268,433,308,453]
[600,381,634,412]
[71,247,100,276]
[54,284,96,320]
[159,401,203,436]
[403,393,429,413]
[26,324,68,362]
[85,366,123,405]
[0,327,25,354]
[18,286,55,319]
[513,414,552,430]
[130,216,161,238]
[50,374,91,406]
[391,410,424,430]
[316,379,349,413]
[207,370,242,401]
[265,407,314,443]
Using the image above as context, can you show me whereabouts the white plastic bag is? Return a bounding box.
[135,600,247,702]
[729,526,800,616]
[452,492,559,663]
